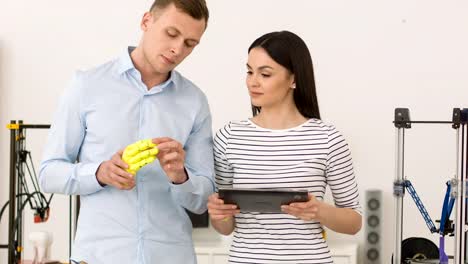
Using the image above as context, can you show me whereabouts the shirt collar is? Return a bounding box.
[117,46,136,75]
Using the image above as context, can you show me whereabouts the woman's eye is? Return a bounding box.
[167,31,177,38]
[246,71,252,75]
[261,73,271,78]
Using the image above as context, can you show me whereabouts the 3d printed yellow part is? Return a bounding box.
[122,139,159,175]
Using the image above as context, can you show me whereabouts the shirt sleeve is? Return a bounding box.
[214,123,234,189]
[170,93,216,214]
[325,125,362,214]
[39,71,104,195]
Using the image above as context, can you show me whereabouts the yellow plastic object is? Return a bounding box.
[122,139,159,175]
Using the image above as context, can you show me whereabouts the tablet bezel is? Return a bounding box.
[218,188,309,213]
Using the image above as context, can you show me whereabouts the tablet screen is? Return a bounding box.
[218,188,309,213]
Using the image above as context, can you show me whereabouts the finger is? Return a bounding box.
[289,202,309,209]
[308,193,315,200]
[110,164,134,179]
[157,141,182,152]
[208,194,230,205]
[112,153,129,169]
[286,204,307,213]
[211,211,240,219]
[152,137,174,145]
[210,214,233,221]
[208,193,220,201]
[281,207,302,218]
[109,172,135,188]
[282,205,316,219]
[208,209,240,218]
[120,181,136,190]
[208,203,238,210]
[158,151,180,164]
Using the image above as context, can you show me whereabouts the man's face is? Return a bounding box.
[140,4,206,75]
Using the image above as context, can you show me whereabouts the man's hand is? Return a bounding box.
[96,149,135,190]
[152,137,188,184]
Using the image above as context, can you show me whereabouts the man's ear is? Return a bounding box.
[141,12,153,31]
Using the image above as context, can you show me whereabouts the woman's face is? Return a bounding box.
[246,47,295,109]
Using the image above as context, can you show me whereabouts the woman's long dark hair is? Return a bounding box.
[248,31,321,119]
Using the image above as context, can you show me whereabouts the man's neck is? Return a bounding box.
[130,47,169,90]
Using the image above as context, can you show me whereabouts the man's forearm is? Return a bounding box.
[39,160,104,195]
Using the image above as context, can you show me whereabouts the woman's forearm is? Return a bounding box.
[211,217,235,236]
[317,203,362,235]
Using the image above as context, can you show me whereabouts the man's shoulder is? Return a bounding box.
[172,71,204,95]
[75,58,119,81]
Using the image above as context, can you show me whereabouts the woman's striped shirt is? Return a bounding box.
[214,119,361,264]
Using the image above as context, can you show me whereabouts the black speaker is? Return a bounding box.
[365,189,382,264]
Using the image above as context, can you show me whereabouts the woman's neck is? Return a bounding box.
[252,106,307,130]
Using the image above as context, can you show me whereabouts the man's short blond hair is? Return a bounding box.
[150,0,209,25]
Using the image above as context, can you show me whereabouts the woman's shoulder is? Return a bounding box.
[218,119,253,132]
[303,118,337,131]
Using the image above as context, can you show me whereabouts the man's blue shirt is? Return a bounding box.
[39,47,215,264]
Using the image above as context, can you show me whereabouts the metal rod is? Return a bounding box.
[454,128,461,264]
[454,123,467,264]
[393,121,468,125]
[461,122,467,264]
[16,121,23,262]
[393,128,405,264]
[17,124,50,129]
[8,121,16,264]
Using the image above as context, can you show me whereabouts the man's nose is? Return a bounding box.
[170,41,184,56]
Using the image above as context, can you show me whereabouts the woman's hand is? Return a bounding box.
[207,193,239,235]
[207,193,240,221]
[281,193,322,221]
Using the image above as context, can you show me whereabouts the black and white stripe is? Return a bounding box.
[214,119,361,263]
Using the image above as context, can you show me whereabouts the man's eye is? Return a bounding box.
[167,31,177,37]
[246,71,252,75]
[185,42,196,48]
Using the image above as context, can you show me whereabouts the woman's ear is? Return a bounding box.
[290,75,296,89]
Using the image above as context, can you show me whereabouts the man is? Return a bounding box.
[39,1,214,263]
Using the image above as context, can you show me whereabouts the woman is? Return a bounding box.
[207,31,362,263]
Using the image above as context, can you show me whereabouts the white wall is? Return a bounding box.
[1,0,468,262]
